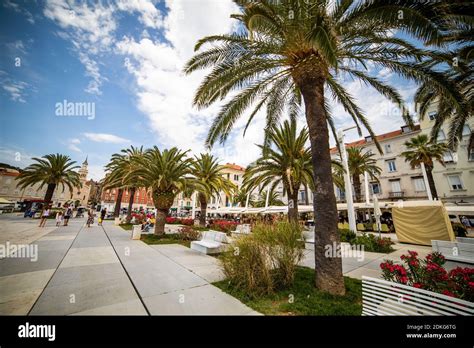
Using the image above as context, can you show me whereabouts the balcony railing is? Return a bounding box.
[389,191,405,198]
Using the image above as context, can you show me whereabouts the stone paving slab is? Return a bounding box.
[0,269,55,315]
[103,224,259,315]
[30,225,146,315]
[143,284,259,315]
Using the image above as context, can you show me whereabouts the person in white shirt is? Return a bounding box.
[39,206,50,227]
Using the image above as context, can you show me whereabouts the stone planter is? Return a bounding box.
[132,225,142,240]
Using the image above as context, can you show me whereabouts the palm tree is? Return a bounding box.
[401,134,448,199]
[105,146,145,223]
[103,157,125,218]
[233,186,256,207]
[244,119,313,222]
[131,147,192,235]
[345,147,381,202]
[184,0,454,295]
[190,154,234,226]
[254,189,285,208]
[414,2,473,148]
[16,154,81,205]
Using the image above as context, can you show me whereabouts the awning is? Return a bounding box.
[0,197,14,204]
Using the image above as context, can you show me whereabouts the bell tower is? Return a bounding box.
[79,156,88,182]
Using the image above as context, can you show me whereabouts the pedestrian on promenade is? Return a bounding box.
[86,208,94,228]
[55,211,63,227]
[63,205,72,226]
[99,207,107,226]
[39,206,50,227]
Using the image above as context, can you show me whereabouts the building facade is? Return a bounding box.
[331,125,430,202]
[419,104,474,203]
[0,157,91,207]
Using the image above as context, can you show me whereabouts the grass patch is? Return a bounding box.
[214,266,362,315]
[119,223,133,231]
[140,233,190,248]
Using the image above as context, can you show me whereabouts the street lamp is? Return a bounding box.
[337,126,357,232]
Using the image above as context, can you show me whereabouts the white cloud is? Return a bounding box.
[2,79,29,103]
[3,0,35,24]
[116,0,164,29]
[83,132,131,144]
[115,0,238,154]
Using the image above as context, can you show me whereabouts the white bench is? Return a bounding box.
[191,230,229,254]
[232,224,251,237]
[362,276,474,316]
[456,237,474,244]
[431,240,474,264]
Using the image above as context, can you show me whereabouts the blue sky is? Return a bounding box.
[0,0,419,180]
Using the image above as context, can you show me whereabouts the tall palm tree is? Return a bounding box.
[106,146,145,222]
[130,147,192,235]
[414,2,473,148]
[254,188,285,208]
[190,154,234,226]
[244,119,313,222]
[401,134,448,199]
[103,157,125,218]
[345,147,381,202]
[184,0,453,295]
[16,154,81,205]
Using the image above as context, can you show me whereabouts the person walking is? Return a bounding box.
[86,208,94,228]
[55,210,63,227]
[39,206,50,227]
[63,205,72,226]
[99,207,107,226]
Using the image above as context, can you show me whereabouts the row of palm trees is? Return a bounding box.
[184,0,472,295]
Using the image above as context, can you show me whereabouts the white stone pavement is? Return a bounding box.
[0,214,258,315]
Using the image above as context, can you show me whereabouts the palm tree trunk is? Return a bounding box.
[304,184,309,205]
[426,166,438,199]
[152,191,174,235]
[43,183,56,205]
[352,174,361,203]
[296,71,345,296]
[198,193,207,227]
[287,189,299,223]
[114,188,123,217]
[126,187,136,223]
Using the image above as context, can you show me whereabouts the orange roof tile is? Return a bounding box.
[224,163,245,171]
[330,125,420,154]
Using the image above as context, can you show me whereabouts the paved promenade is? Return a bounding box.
[0,214,257,315]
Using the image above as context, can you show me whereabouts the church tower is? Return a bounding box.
[79,156,88,182]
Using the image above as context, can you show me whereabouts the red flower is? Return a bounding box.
[442,290,456,298]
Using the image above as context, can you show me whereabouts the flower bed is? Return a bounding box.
[380,251,474,301]
[210,220,239,233]
[165,217,194,225]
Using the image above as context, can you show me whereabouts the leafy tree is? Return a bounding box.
[190,153,234,226]
[185,0,453,295]
[16,154,80,206]
[401,134,448,199]
[244,119,313,222]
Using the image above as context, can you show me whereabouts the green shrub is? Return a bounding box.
[353,233,394,253]
[219,222,304,298]
[452,223,467,237]
[339,229,357,244]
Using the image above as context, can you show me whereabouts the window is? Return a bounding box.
[391,180,401,193]
[437,130,446,142]
[384,144,392,154]
[469,148,474,161]
[443,151,454,163]
[462,125,471,137]
[370,183,381,194]
[447,175,464,190]
[387,159,397,172]
[412,177,426,192]
[401,125,410,133]
[428,111,437,120]
[233,174,239,181]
